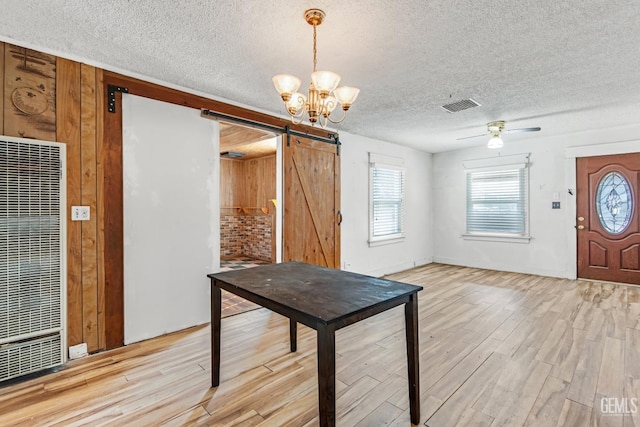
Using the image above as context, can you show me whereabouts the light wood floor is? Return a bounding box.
[1,263,639,426]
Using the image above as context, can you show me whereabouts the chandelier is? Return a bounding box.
[272,9,360,128]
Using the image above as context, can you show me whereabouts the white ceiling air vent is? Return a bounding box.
[441,98,481,113]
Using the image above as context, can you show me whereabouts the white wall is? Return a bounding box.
[339,131,433,277]
[432,124,640,279]
[122,94,219,344]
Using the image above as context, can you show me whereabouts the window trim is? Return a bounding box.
[368,153,406,246]
[462,154,531,242]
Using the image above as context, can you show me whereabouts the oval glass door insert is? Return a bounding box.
[595,171,633,234]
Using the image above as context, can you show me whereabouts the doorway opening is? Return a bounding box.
[219,121,280,316]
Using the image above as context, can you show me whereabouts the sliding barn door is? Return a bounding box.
[283,135,340,268]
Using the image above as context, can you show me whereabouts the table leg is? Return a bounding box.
[317,323,336,427]
[211,281,222,387]
[405,293,420,424]
[290,319,297,352]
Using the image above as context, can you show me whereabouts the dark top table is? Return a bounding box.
[208,262,422,426]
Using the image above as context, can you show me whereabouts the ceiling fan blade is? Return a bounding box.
[456,133,487,141]
[505,127,541,134]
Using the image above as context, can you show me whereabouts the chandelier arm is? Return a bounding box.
[326,110,348,124]
[318,115,329,129]
[290,113,306,125]
[289,106,306,119]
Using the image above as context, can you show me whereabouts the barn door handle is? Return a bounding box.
[337,211,343,226]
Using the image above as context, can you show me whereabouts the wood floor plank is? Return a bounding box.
[473,347,552,426]
[426,352,506,426]
[555,399,592,427]
[523,376,570,426]
[597,336,625,399]
[566,338,605,407]
[355,401,404,427]
[0,263,636,426]
[625,328,640,380]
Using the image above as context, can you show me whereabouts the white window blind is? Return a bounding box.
[369,153,405,243]
[466,167,528,235]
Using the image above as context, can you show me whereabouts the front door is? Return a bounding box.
[577,153,640,284]
[283,134,341,268]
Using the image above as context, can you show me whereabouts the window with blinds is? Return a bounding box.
[466,167,528,235]
[369,154,405,244]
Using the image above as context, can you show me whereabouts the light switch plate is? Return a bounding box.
[71,206,90,221]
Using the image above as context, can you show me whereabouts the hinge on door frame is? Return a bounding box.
[107,85,129,113]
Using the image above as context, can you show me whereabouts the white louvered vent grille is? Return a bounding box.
[441,98,481,113]
[0,137,65,383]
[0,334,62,381]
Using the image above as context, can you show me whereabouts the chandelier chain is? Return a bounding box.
[313,23,317,73]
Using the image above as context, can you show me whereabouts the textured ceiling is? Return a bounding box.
[1,0,640,153]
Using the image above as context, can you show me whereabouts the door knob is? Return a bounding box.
[577,216,584,221]
[577,225,585,230]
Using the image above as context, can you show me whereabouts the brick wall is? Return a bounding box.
[220,214,273,261]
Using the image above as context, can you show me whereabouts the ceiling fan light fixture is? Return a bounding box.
[273,8,359,127]
[487,133,504,149]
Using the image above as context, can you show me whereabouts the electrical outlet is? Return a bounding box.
[552,201,561,209]
[71,206,90,221]
[68,343,88,359]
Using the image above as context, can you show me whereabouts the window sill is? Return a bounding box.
[461,233,531,243]
[368,235,405,247]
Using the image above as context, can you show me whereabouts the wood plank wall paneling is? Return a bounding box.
[243,155,276,211]
[80,64,99,352]
[4,44,56,140]
[102,88,124,349]
[0,43,4,134]
[220,155,276,212]
[220,158,245,208]
[96,68,106,351]
[56,58,83,346]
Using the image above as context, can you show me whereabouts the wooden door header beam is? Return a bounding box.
[102,70,335,140]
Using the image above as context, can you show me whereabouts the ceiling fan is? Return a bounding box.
[457,120,541,149]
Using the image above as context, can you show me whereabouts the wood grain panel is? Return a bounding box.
[95,68,106,351]
[0,43,4,135]
[4,45,56,140]
[81,64,99,353]
[220,158,244,208]
[103,86,124,349]
[243,155,276,210]
[56,58,82,347]
[283,136,340,268]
